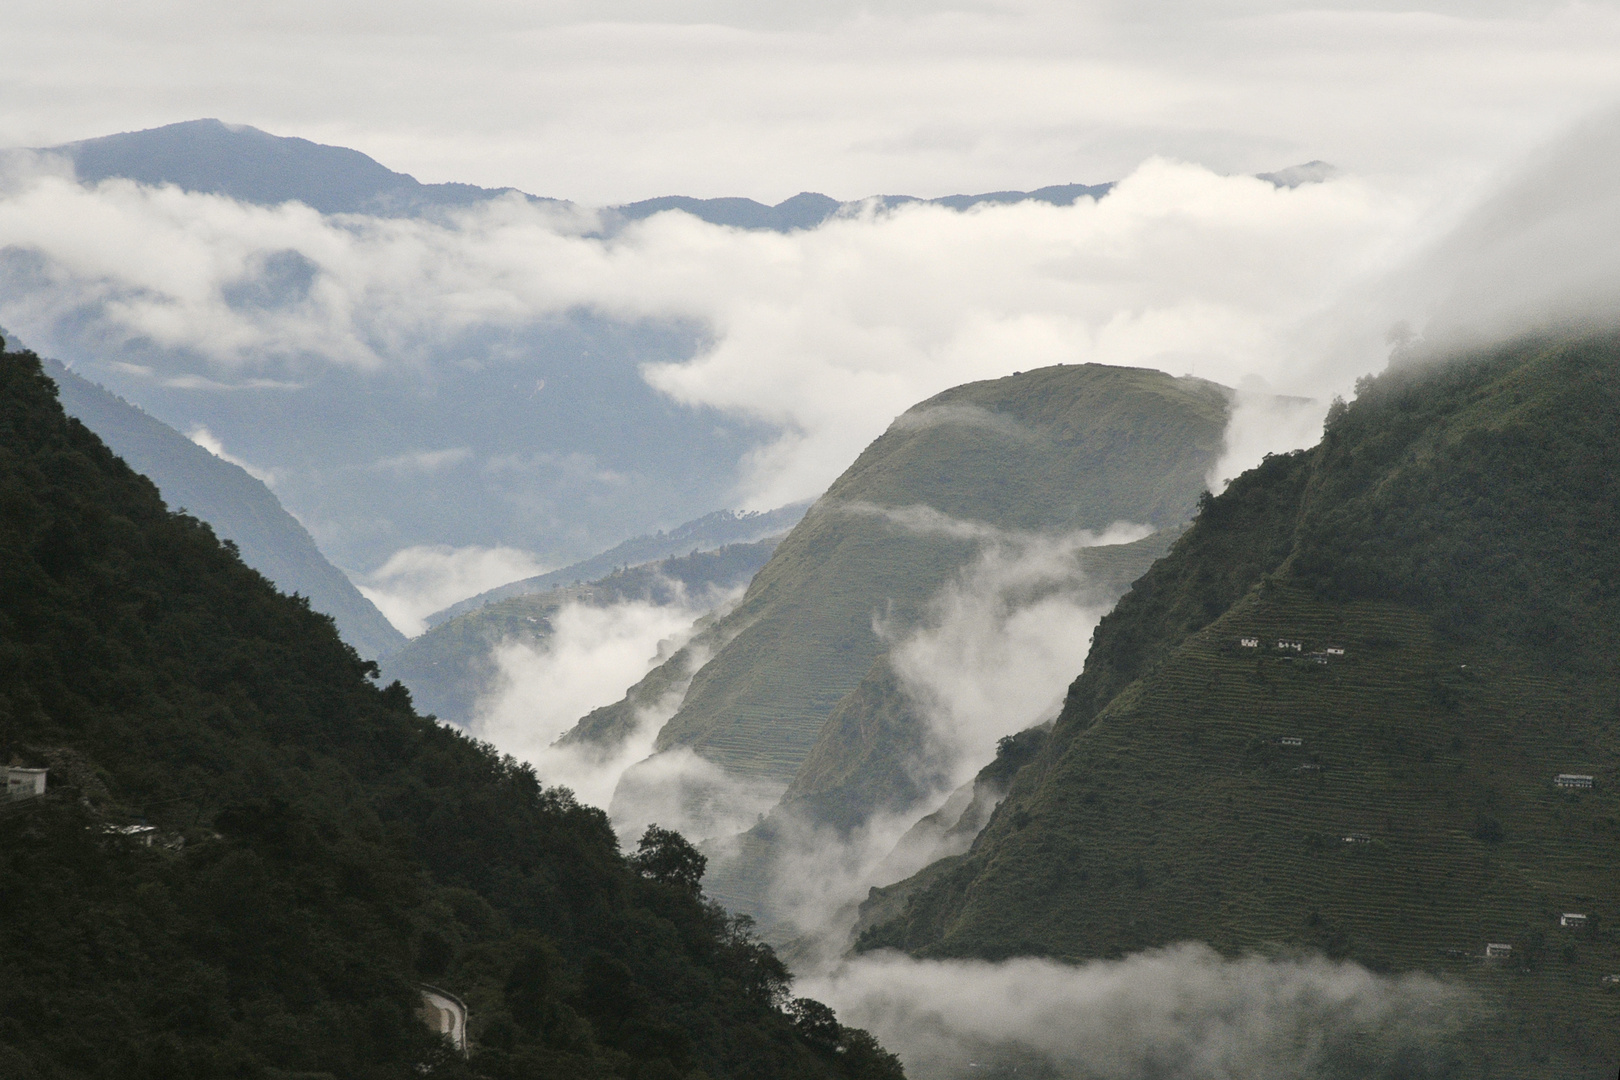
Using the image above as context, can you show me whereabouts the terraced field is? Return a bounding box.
[860,335,1620,1076]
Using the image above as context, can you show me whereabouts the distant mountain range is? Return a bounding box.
[424,503,809,628]
[37,119,1120,230]
[6,333,405,659]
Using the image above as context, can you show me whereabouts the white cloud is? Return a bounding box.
[470,592,758,832]
[187,424,279,486]
[0,156,1424,514]
[801,944,1477,1080]
[884,522,1152,796]
[358,543,547,636]
[366,447,473,474]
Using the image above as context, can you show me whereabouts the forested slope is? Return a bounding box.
[858,333,1620,1078]
[40,353,405,660]
[0,343,900,1080]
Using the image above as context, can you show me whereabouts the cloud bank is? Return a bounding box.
[802,944,1477,1080]
[0,154,1421,533]
[359,544,549,636]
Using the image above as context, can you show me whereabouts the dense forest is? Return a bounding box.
[0,339,902,1080]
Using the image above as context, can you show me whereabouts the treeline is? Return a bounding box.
[0,340,902,1080]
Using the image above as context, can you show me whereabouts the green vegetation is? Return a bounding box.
[573,365,1230,787]
[858,334,1620,1077]
[383,540,780,727]
[41,353,405,660]
[0,341,901,1080]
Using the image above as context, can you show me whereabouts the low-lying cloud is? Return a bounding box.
[802,944,1478,1080]
[470,589,763,833]
[0,154,1420,528]
[885,522,1152,795]
[359,543,548,636]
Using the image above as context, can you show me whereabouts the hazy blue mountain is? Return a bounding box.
[24,343,406,659]
[45,118,545,217]
[28,120,1120,232]
[426,502,810,628]
[387,538,784,727]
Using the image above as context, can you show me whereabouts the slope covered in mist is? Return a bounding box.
[386,538,783,727]
[31,347,405,659]
[0,341,900,1079]
[859,334,1620,1078]
[570,364,1229,784]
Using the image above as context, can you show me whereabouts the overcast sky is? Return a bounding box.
[5,1,1620,203]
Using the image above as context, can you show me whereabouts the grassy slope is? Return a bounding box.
[382,540,779,726]
[858,335,1620,1077]
[575,365,1231,788]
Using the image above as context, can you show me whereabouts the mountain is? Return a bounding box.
[386,538,785,727]
[22,345,405,659]
[856,333,1620,1078]
[29,119,1116,231]
[425,504,809,629]
[568,365,1230,784]
[0,340,901,1079]
[43,118,543,217]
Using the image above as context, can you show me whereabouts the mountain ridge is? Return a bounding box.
[14,339,406,659]
[856,332,1620,1078]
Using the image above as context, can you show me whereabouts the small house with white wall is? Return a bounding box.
[1554,774,1595,789]
[1239,637,1259,648]
[1560,913,1588,928]
[1485,943,1513,959]
[1279,737,1303,747]
[418,986,468,1055]
[1277,640,1302,652]
[5,766,46,800]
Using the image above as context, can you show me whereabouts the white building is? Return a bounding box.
[1239,637,1259,648]
[1554,774,1595,789]
[1277,640,1302,652]
[5,767,46,800]
[418,986,468,1054]
[1325,646,1346,656]
[1279,737,1303,747]
[1485,943,1513,959]
[1560,913,1588,928]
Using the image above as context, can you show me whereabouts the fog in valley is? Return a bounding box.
[7,4,1620,1073]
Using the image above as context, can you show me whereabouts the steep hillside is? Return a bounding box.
[0,342,900,1079]
[568,365,1231,787]
[858,334,1620,1077]
[39,352,405,659]
[386,539,782,727]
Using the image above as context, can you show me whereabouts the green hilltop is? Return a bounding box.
[857,333,1620,1078]
[567,365,1232,791]
[0,344,900,1079]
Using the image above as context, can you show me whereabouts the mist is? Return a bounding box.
[358,543,549,636]
[0,153,1417,565]
[801,945,1478,1080]
[721,522,1153,951]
